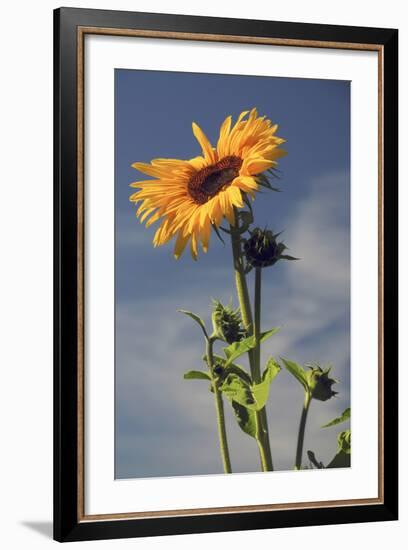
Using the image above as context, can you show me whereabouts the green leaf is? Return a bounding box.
[231,401,257,438]
[326,450,351,468]
[223,328,280,366]
[242,195,254,218]
[256,173,281,192]
[267,168,281,180]
[337,430,351,454]
[281,357,309,392]
[225,364,253,385]
[262,357,281,383]
[223,338,255,365]
[252,358,281,410]
[210,354,252,385]
[321,408,351,428]
[219,374,255,408]
[280,254,299,261]
[326,430,351,468]
[220,359,280,412]
[183,370,211,381]
[211,223,226,245]
[259,327,281,344]
[178,310,209,339]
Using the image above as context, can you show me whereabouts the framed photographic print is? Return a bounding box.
[53,7,398,542]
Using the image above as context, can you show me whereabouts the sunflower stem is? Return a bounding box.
[206,338,232,474]
[254,268,274,471]
[295,391,312,470]
[254,268,262,382]
[230,212,273,472]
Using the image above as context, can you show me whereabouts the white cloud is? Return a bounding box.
[260,172,350,365]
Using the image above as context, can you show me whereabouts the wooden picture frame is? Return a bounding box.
[54,7,398,542]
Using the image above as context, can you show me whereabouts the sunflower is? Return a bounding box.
[129,108,286,259]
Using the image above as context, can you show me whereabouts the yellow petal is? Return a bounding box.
[140,207,156,223]
[145,211,161,227]
[186,206,201,233]
[190,230,198,260]
[224,198,235,225]
[216,115,232,158]
[243,158,275,175]
[135,200,152,216]
[269,148,288,160]
[192,122,216,164]
[199,203,210,228]
[219,189,227,216]
[153,221,166,247]
[130,191,142,203]
[188,156,208,171]
[200,221,211,253]
[151,158,188,168]
[232,110,249,131]
[131,162,169,178]
[209,197,223,226]
[227,186,244,208]
[129,179,161,188]
[174,229,190,259]
[233,176,259,193]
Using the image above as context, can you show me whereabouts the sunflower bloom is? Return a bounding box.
[129,108,286,259]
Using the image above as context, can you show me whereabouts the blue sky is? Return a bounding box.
[115,69,350,479]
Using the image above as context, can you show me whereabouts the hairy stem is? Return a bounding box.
[254,267,274,471]
[206,338,232,474]
[295,391,312,470]
[254,267,262,382]
[229,215,273,471]
[230,226,253,335]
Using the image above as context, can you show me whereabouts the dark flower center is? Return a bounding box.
[188,156,242,204]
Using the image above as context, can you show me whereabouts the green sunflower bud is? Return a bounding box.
[305,365,338,402]
[211,300,245,344]
[243,228,298,268]
[337,430,351,454]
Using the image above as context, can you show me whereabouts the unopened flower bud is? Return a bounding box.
[211,300,245,344]
[306,365,338,402]
[243,228,297,268]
